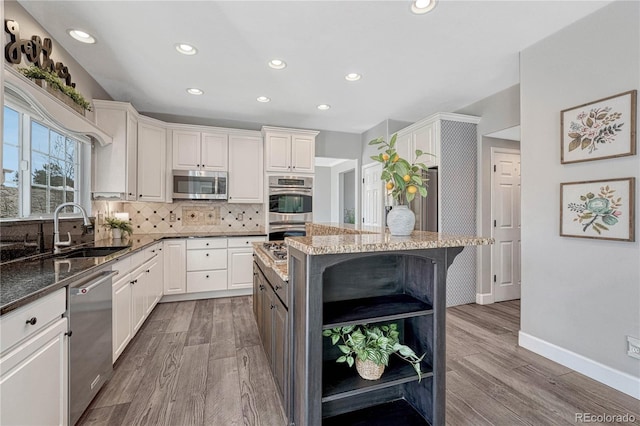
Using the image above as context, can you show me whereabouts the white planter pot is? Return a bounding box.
[111,228,122,239]
[386,205,415,236]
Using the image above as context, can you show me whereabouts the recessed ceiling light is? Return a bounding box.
[186,88,203,95]
[257,96,271,103]
[68,29,96,44]
[268,59,287,70]
[175,43,197,55]
[345,73,362,82]
[317,104,331,111]
[411,0,437,14]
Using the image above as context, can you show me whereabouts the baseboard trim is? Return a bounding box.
[476,292,494,305]
[519,331,640,400]
[160,288,252,303]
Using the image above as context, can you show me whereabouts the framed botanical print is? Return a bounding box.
[560,177,635,242]
[561,90,636,164]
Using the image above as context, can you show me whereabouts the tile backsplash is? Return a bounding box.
[92,200,265,237]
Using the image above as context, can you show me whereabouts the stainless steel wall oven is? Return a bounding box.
[268,175,313,240]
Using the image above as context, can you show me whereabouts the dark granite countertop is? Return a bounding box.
[0,231,266,316]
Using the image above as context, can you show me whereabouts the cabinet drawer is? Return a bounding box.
[187,238,227,250]
[0,288,66,354]
[145,243,161,261]
[186,249,226,271]
[111,257,132,276]
[228,236,266,248]
[187,270,227,293]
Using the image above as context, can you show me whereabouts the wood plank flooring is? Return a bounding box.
[78,298,640,426]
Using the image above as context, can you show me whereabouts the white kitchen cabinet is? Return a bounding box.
[172,130,228,171]
[130,264,147,334]
[228,237,266,290]
[262,126,319,174]
[186,238,228,293]
[112,271,132,362]
[228,133,264,203]
[163,239,186,295]
[137,120,167,202]
[0,289,68,426]
[93,100,138,200]
[146,244,164,312]
[396,120,439,168]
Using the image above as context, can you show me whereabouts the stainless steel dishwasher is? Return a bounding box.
[68,266,117,425]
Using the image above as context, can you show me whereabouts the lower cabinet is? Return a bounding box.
[163,239,186,295]
[253,261,289,413]
[111,243,164,363]
[0,290,68,426]
[228,237,266,290]
[186,238,228,293]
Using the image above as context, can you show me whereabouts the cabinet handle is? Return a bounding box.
[259,285,265,290]
[270,305,275,310]
[206,243,209,246]
[206,275,209,278]
[159,248,162,251]
[128,192,133,196]
[206,253,210,257]
[65,330,73,337]
[139,194,143,197]
[151,249,155,253]
[275,285,282,290]
[25,317,37,326]
[146,269,150,273]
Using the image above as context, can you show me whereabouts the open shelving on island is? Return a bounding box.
[323,399,431,426]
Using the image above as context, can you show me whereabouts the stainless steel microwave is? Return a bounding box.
[172,170,228,200]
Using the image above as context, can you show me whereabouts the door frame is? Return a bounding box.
[490,147,521,304]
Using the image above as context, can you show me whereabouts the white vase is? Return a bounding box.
[112,228,122,239]
[386,205,415,236]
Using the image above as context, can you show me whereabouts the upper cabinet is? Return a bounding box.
[263,126,319,174]
[172,130,228,171]
[137,119,166,202]
[228,133,264,203]
[93,101,138,200]
[396,120,439,168]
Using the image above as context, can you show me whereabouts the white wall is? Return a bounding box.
[331,160,359,223]
[313,166,332,222]
[520,0,639,397]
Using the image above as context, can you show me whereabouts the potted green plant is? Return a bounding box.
[103,217,133,239]
[323,323,425,381]
[17,66,92,113]
[368,134,433,235]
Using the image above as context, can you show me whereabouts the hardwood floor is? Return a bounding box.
[78,298,639,426]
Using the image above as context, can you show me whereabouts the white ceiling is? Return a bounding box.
[19,0,612,134]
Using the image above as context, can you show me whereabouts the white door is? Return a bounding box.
[362,163,383,227]
[492,151,521,302]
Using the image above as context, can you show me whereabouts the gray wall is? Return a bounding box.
[315,131,361,160]
[456,85,521,296]
[4,0,112,122]
[520,0,639,381]
[313,166,332,223]
[342,170,355,223]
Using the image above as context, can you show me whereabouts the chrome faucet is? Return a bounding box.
[53,202,93,254]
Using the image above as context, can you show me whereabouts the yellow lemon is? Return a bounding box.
[392,154,399,162]
[386,182,394,190]
[407,185,417,194]
[403,174,411,183]
[382,153,390,161]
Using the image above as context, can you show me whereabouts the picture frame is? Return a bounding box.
[560,177,635,242]
[561,90,636,164]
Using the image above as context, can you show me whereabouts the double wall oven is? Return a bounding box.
[268,175,312,241]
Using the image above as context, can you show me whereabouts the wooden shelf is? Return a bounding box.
[322,357,433,403]
[323,399,430,426]
[323,294,433,329]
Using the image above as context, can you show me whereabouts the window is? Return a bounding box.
[1,104,87,219]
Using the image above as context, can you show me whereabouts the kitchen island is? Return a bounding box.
[253,224,492,425]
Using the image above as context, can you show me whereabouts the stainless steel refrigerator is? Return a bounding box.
[410,168,438,232]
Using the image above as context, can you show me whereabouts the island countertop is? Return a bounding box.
[286,230,493,256]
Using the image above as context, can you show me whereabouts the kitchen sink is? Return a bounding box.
[61,246,130,258]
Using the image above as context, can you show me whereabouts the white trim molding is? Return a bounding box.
[476,292,494,305]
[519,331,640,400]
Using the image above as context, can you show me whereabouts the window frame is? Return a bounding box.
[2,97,91,220]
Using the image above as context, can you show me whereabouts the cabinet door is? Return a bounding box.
[201,132,228,171]
[93,106,129,195]
[291,135,315,173]
[413,123,438,167]
[272,299,288,400]
[228,134,264,203]
[395,131,413,166]
[262,288,274,365]
[172,130,201,170]
[265,133,291,172]
[0,318,68,426]
[126,113,138,200]
[112,273,132,363]
[131,268,147,334]
[145,258,162,314]
[228,248,254,289]
[253,265,262,323]
[137,122,166,202]
[187,270,227,293]
[163,240,186,295]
